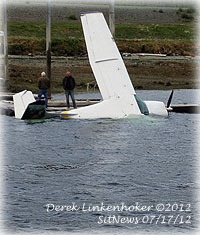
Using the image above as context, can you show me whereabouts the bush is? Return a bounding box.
[51,38,84,56]
[8,43,28,55]
[68,15,77,20]
[7,36,195,57]
[8,37,45,55]
[181,13,194,21]
[176,8,195,22]
[186,8,195,14]
[117,39,194,56]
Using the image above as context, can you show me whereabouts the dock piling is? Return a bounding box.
[46,0,52,98]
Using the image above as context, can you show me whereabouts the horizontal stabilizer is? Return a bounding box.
[13,90,36,119]
[13,90,46,119]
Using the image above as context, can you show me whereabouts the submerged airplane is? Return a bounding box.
[13,12,168,120]
[61,12,168,119]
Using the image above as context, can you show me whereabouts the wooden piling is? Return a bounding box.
[3,0,8,80]
[46,0,52,98]
[109,0,115,37]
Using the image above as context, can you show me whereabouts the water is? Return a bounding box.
[0,89,200,235]
[55,89,200,104]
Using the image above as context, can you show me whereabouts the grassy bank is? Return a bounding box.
[8,21,195,40]
[6,6,197,93]
[8,21,196,56]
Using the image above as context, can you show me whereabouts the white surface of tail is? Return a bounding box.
[81,12,138,99]
[13,90,35,119]
[78,12,141,117]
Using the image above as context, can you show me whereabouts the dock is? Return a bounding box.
[0,93,200,116]
[169,104,200,114]
[0,94,100,116]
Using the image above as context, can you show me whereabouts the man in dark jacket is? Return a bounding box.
[63,71,76,109]
[38,72,50,108]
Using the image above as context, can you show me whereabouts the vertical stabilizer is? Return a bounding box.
[80,12,137,100]
[80,12,141,117]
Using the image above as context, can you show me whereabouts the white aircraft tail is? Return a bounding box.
[81,12,137,99]
[13,90,47,119]
[13,90,36,119]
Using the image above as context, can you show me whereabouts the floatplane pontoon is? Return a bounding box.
[13,12,168,120]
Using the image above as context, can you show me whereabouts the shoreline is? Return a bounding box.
[4,4,197,93]
[6,55,198,93]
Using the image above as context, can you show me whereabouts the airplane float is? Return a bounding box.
[13,12,168,120]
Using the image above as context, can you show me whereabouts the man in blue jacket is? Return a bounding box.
[63,72,77,109]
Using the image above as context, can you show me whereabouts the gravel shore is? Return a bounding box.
[7,55,197,93]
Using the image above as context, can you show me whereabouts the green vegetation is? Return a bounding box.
[67,15,77,20]
[181,13,194,21]
[115,23,194,40]
[7,21,196,56]
[51,38,84,56]
[117,39,194,56]
[6,7,197,93]
[8,37,194,56]
[8,21,83,39]
[176,7,195,22]
[8,21,195,40]
[8,37,45,55]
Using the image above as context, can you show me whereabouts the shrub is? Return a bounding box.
[8,43,28,55]
[8,37,45,55]
[51,38,84,56]
[68,15,77,20]
[186,8,195,14]
[181,13,194,21]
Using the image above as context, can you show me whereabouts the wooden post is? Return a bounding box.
[3,0,8,80]
[46,0,51,98]
[109,0,115,37]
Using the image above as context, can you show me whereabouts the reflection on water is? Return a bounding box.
[0,90,200,234]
